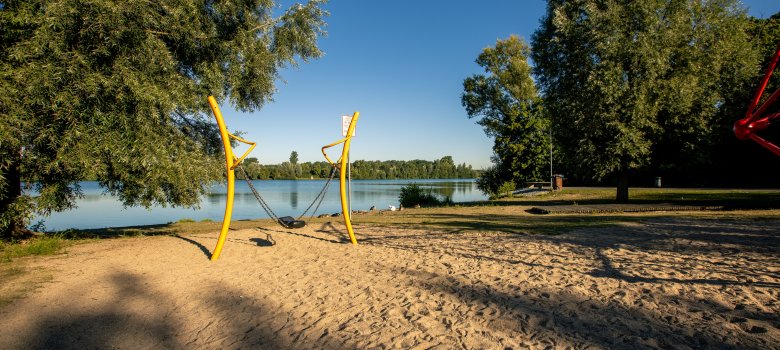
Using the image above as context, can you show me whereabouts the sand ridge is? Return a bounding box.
[1,217,778,349]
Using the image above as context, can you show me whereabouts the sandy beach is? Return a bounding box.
[1,216,779,349]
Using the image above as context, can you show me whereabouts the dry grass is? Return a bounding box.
[0,263,53,308]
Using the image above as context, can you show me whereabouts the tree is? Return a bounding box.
[462,35,550,194]
[474,164,504,198]
[532,0,756,201]
[288,150,301,177]
[0,0,326,239]
[743,12,780,124]
[289,151,299,165]
[239,157,262,180]
[433,156,455,178]
[749,12,780,93]
[687,11,780,188]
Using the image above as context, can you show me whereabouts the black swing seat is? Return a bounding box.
[278,216,306,229]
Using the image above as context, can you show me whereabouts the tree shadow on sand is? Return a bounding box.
[18,272,183,349]
[11,271,356,349]
[398,266,773,349]
[371,212,780,288]
[377,212,635,235]
[362,216,780,348]
[551,217,780,288]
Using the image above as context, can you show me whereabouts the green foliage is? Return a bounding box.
[350,157,477,180]
[495,181,517,199]
[475,165,503,196]
[475,166,516,199]
[739,13,780,129]
[749,13,780,97]
[0,195,34,238]
[0,0,327,239]
[1,235,67,262]
[462,35,550,190]
[289,151,299,165]
[399,183,445,208]
[531,0,758,199]
[693,12,780,190]
[238,156,478,180]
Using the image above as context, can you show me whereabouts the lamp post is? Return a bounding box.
[549,124,553,188]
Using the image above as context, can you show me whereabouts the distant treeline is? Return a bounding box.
[238,155,478,180]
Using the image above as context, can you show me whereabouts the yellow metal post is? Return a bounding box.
[322,112,360,244]
[340,112,359,244]
[208,96,235,261]
[322,112,360,245]
[206,96,256,261]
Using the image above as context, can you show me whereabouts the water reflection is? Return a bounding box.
[290,181,299,209]
[207,192,223,205]
[33,179,486,231]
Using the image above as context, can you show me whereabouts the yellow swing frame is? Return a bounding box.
[321,112,360,245]
[207,96,359,261]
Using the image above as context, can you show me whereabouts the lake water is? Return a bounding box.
[32,179,486,231]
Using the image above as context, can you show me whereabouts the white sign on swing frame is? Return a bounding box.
[342,115,356,137]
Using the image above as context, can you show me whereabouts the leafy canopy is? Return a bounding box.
[0,0,327,237]
[531,0,756,200]
[462,35,550,195]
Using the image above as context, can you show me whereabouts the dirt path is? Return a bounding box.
[1,217,779,349]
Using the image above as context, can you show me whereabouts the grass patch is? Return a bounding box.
[475,188,780,209]
[0,237,64,307]
[627,189,780,209]
[353,188,780,236]
[1,235,69,263]
[356,206,638,236]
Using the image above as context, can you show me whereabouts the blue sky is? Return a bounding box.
[225,0,780,169]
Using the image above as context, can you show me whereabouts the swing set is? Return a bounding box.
[207,96,360,261]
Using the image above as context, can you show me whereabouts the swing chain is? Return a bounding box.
[237,164,282,222]
[236,163,338,227]
[298,164,338,220]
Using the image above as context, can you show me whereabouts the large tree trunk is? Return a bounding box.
[0,151,24,240]
[616,170,629,203]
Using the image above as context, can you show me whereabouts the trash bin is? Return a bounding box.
[654,177,662,188]
[552,175,564,191]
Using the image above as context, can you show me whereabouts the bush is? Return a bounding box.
[495,181,516,199]
[475,165,504,197]
[399,183,444,207]
[476,166,517,199]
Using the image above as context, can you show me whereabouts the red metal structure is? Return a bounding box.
[734,44,780,157]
